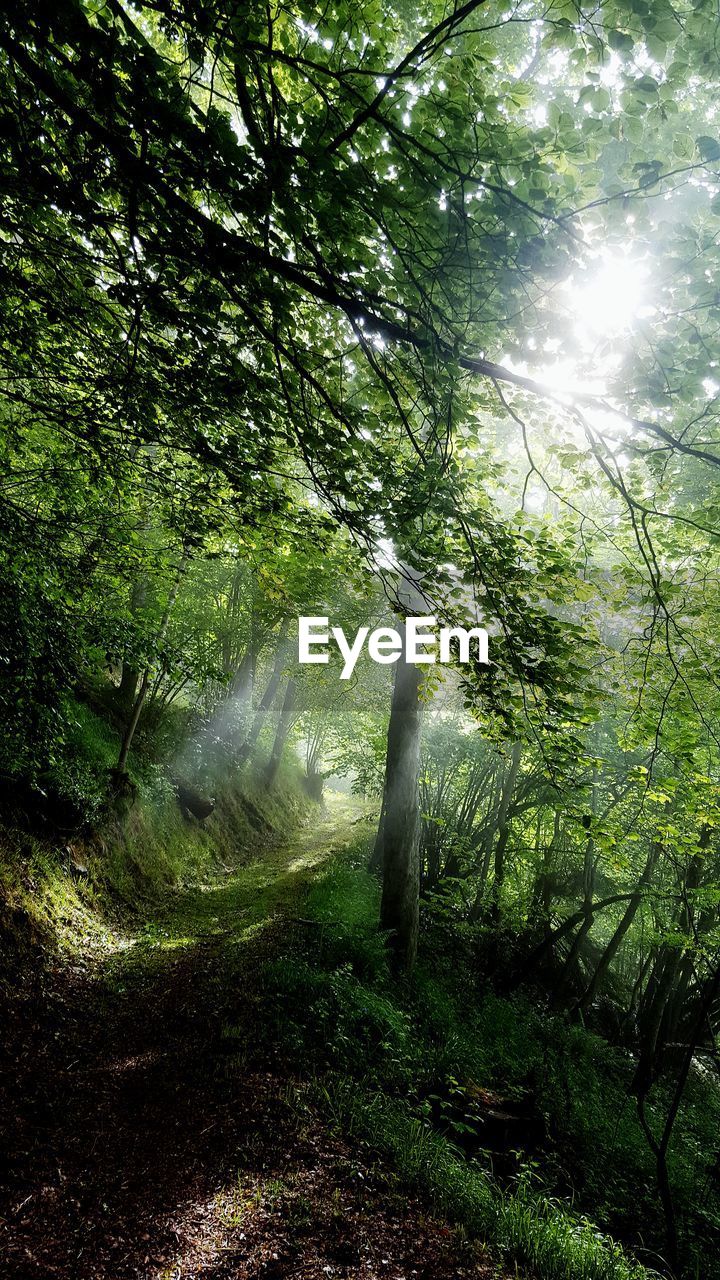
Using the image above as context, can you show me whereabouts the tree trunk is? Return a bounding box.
[228,644,257,744]
[637,960,720,1275]
[116,550,187,774]
[231,645,256,701]
[633,835,705,1095]
[507,891,637,993]
[556,903,594,1005]
[573,841,661,1017]
[555,770,598,1004]
[469,743,521,923]
[118,659,141,714]
[117,576,149,712]
[378,630,423,973]
[236,624,290,766]
[490,741,521,922]
[265,677,297,785]
[472,773,499,906]
[529,808,561,931]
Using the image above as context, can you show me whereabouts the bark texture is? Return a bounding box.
[378,631,423,972]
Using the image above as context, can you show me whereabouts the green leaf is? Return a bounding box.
[608,29,634,53]
[697,135,720,162]
[672,133,695,160]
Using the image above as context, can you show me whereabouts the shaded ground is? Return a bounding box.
[0,801,497,1279]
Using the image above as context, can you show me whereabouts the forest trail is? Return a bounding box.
[0,798,496,1280]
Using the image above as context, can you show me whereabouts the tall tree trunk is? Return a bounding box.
[529,807,561,932]
[228,644,257,744]
[304,724,326,801]
[118,659,141,715]
[469,743,521,923]
[221,562,249,678]
[117,550,188,774]
[118,478,152,713]
[236,624,290,766]
[118,575,148,712]
[555,769,598,1004]
[555,898,594,1006]
[474,771,499,895]
[264,677,297,785]
[633,947,683,1095]
[490,741,521,923]
[230,645,256,702]
[378,628,423,973]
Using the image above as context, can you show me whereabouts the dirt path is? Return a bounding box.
[0,801,495,1279]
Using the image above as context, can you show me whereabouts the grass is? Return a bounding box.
[2,784,717,1280]
[243,838,719,1280]
[318,1078,651,1280]
[0,757,317,979]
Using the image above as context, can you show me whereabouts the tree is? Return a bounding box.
[377,624,424,972]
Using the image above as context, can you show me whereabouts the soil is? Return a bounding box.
[0,811,499,1280]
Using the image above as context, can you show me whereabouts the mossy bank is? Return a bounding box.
[0,761,313,992]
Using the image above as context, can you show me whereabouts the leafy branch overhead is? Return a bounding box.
[4,4,720,1278]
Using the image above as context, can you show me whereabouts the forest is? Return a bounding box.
[1,1,720,1278]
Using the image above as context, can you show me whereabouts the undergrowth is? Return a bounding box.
[318,1078,649,1280]
[0,759,311,980]
[238,841,720,1280]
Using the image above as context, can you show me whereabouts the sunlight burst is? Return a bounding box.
[566,252,649,337]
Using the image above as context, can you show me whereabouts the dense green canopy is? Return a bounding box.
[3,5,720,1273]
